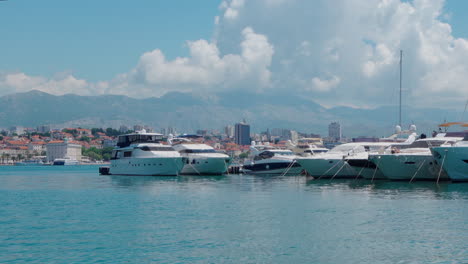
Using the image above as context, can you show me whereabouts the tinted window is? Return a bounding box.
[180,149,216,153]
[139,146,175,151]
[123,151,132,157]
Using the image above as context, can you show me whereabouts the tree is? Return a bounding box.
[239,152,249,159]
[79,136,91,142]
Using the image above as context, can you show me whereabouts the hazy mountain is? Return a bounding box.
[0,90,462,137]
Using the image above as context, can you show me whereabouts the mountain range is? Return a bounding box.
[0,90,462,137]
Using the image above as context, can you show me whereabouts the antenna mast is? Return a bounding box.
[399,50,403,127]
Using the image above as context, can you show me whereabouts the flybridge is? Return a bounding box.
[117,132,164,148]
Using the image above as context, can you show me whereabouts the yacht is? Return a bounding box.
[109,131,185,176]
[242,142,302,175]
[53,157,79,165]
[297,142,392,179]
[369,135,463,181]
[345,132,418,180]
[171,138,232,175]
[431,132,468,182]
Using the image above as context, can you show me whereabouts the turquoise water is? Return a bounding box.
[0,166,467,263]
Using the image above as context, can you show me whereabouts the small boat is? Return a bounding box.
[53,157,79,165]
[242,142,302,175]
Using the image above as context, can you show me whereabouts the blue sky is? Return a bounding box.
[0,0,220,81]
[0,0,467,109]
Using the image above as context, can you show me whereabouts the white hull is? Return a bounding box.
[296,158,357,178]
[181,157,231,175]
[110,157,184,176]
[431,146,468,182]
[369,154,448,181]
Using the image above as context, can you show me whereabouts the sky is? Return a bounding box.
[0,0,467,109]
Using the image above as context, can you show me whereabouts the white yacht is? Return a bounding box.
[171,138,232,175]
[297,142,393,179]
[369,135,463,181]
[345,133,418,180]
[109,131,185,176]
[242,142,302,175]
[53,157,79,166]
[431,133,468,182]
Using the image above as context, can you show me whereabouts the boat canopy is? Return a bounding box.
[117,133,164,148]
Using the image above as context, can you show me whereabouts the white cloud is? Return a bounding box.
[310,75,341,92]
[1,0,468,109]
[214,0,468,107]
[122,26,274,95]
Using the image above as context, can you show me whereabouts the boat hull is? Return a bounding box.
[431,147,468,182]
[181,157,231,175]
[296,158,357,178]
[242,161,303,175]
[369,154,448,181]
[109,157,184,176]
[346,158,387,180]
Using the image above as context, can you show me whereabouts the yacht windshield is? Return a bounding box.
[117,134,163,148]
[180,149,216,153]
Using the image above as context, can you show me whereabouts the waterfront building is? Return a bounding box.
[328,122,342,141]
[119,125,129,133]
[235,122,250,146]
[46,139,82,162]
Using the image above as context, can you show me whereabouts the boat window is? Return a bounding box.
[180,149,216,153]
[139,146,175,151]
[123,151,132,157]
[117,134,164,147]
[312,150,328,153]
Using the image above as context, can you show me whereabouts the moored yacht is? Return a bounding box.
[109,131,184,176]
[431,132,468,182]
[369,135,463,181]
[242,142,302,175]
[345,132,418,180]
[53,157,79,165]
[171,138,232,175]
[297,142,393,179]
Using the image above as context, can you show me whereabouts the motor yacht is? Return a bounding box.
[52,157,79,165]
[242,142,302,175]
[369,135,463,181]
[345,133,418,180]
[170,138,232,175]
[109,130,185,176]
[431,132,468,182]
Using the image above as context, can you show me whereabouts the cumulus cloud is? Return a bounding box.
[310,75,341,92]
[120,26,274,96]
[0,72,108,96]
[214,0,468,107]
[1,0,468,109]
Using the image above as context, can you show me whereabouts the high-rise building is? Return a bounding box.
[328,122,342,141]
[235,122,250,145]
[225,125,234,138]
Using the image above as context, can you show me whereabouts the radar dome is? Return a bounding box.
[395,125,402,133]
[409,124,417,131]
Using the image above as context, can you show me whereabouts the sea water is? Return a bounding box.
[0,166,467,263]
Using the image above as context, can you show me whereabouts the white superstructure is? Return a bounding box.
[172,142,231,175]
[109,131,184,176]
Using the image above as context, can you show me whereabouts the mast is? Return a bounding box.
[399,50,403,127]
